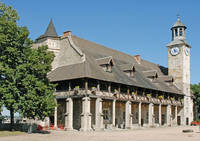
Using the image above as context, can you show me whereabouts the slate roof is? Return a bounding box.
[119,63,135,71]
[36,19,58,41]
[143,70,157,78]
[47,35,183,95]
[96,56,113,65]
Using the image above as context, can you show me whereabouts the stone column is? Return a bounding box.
[148,103,153,127]
[95,98,104,131]
[97,82,100,91]
[173,29,176,38]
[112,99,116,127]
[80,97,92,131]
[125,101,132,129]
[180,106,185,126]
[159,104,162,126]
[54,99,57,129]
[174,106,178,126]
[177,28,180,36]
[167,104,171,126]
[138,102,142,126]
[152,104,154,126]
[64,97,73,131]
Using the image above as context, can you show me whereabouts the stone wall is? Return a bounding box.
[0,123,37,132]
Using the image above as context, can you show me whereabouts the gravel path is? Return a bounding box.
[1,126,200,141]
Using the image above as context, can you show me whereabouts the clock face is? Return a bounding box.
[185,48,189,56]
[170,47,180,56]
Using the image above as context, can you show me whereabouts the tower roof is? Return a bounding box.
[171,18,186,29]
[36,19,58,41]
[44,19,58,37]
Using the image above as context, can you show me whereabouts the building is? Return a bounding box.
[33,18,193,131]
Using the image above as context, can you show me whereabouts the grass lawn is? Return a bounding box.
[0,131,25,137]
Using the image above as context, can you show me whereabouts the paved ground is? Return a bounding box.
[1,126,200,141]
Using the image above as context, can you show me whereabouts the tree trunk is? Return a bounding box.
[10,108,14,131]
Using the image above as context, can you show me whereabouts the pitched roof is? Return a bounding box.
[36,19,58,40]
[157,75,174,82]
[143,70,157,78]
[47,35,183,95]
[119,63,135,71]
[96,56,113,65]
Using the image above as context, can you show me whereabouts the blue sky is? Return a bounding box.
[2,0,199,85]
[1,1,199,83]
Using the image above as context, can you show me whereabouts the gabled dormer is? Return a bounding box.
[96,56,114,72]
[157,75,174,86]
[119,63,135,77]
[143,70,158,81]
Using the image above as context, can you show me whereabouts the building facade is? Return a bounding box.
[33,18,193,131]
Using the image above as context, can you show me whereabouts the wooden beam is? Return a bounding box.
[85,79,88,94]
[127,88,130,100]
[118,85,121,99]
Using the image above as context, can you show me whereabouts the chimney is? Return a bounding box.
[134,55,141,64]
[63,30,72,38]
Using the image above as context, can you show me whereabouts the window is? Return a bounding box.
[179,28,183,36]
[106,64,112,72]
[175,29,178,36]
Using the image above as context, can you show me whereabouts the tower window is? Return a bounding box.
[179,28,183,36]
[175,29,178,36]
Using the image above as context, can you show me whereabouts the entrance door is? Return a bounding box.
[186,117,189,125]
[161,114,165,125]
[177,116,181,125]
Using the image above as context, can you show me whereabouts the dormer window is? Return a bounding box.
[156,75,174,85]
[96,56,114,73]
[119,63,135,78]
[162,76,174,85]
[143,70,158,81]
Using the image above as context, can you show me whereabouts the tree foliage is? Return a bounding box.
[191,83,200,110]
[18,46,56,120]
[0,2,56,127]
[191,83,200,118]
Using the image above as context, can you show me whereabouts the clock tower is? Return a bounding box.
[167,17,193,125]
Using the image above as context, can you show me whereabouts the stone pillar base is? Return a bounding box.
[64,127,74,131]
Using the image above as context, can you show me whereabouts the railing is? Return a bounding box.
[54,89,183,105]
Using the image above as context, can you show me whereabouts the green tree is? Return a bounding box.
[18,45,56,120]
[0,2,56,130]
[191,83,200,120]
